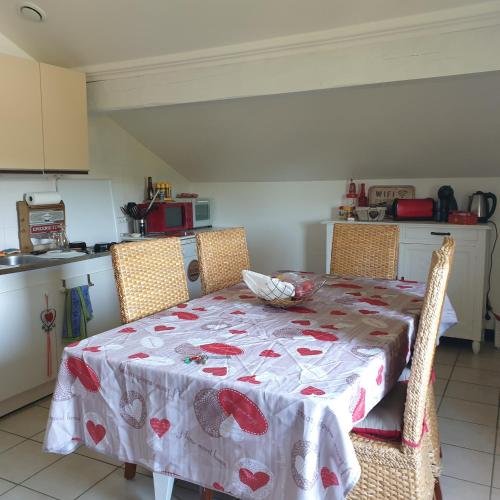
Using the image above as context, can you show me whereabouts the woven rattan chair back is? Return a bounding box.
[196,228,250,295]
[402,237,455,450]
[330,223,400,279]
[111,239,189,323]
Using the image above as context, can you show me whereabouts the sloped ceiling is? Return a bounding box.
[110,71,500,182]
[0,0,477,67]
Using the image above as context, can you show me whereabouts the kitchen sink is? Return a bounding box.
[0,255,44,266]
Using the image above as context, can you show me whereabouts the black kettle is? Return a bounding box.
[468,191,497,222]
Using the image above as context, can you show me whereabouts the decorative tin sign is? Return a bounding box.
[367,185,415,217]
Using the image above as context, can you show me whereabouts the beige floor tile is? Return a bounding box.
[35,396,53,409]
[492,487,500,500]
[452,366,500,388]
[440,476,490,500]
[0,429,25,453]
[438,397,498,426]
[23,453,116,500]
[494,456,500,489]
[0,486,55,499]
[76,446,123,467]
[457,345,500,372]
[441,444,494,485]
[78,468,154,500]
[0,405,49,438]
[30,431,46,444]
[435,347,459,366]
[434,378,447,397]
[435,364,453,379]
[444,380,499,406]
[0,478,16,495]
[0,440,61,483]
[438,417,496,453]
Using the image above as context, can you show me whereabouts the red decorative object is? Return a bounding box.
[358,183,368,207]
[40,294,56,377]
[448,211,478,225]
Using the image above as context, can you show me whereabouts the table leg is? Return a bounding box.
[200,487,213,500]
[124,462,136,480]
[153,473,175,500]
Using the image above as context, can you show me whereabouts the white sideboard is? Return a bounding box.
[323,220,491,353]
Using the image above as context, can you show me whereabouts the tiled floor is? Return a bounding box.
[0,339,498,499]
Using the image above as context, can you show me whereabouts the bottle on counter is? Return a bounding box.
[147,177,154,201]
[157,183,165,201]
[358,183,368,207]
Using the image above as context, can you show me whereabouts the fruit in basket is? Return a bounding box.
[293,279,315,298]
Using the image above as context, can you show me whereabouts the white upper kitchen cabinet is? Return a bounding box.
[40,63,89,173]
[0,53,44,172]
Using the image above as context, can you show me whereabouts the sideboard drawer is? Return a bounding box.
[401,225,481,245]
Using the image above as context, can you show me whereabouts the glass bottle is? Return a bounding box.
[358,183,368,207]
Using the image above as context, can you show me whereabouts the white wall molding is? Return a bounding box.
[85,1,500,112]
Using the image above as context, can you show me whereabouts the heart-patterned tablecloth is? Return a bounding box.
[44,274,456,500]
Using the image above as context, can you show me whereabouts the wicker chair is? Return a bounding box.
[196,227,250,295]
[331,223,400,279]
[348,237,455,500]
[111,239,189,487]
[111,238,189,323]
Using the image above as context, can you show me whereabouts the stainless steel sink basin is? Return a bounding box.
[0,255,44,266]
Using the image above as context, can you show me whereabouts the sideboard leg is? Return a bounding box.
[472,341,481,354]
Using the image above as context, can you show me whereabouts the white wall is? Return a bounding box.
[192,177,500,310]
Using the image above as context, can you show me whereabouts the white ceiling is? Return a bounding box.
[110,71,500,182]
[0,0,480,67]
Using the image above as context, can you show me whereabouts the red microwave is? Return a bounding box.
[139,202,193,233]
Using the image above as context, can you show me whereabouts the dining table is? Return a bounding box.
[43,272,457,500]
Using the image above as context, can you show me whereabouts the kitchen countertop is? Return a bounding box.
[0,251,110,276]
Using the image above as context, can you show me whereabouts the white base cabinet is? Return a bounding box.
[0,255,121,416]
[324,221,491,353]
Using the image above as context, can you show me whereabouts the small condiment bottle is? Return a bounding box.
[358,183,368,207]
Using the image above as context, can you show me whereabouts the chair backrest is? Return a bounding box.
[330,223,400,279]
[111,239,189,323]
[196,227,250,295]
[402,237,455,450]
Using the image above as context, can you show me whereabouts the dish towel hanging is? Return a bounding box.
[62,285,93,342]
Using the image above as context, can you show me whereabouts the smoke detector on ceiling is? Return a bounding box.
[19,2,46,22]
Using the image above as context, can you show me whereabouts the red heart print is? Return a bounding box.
[83,346,101,352]
[320,467,339,488]
[172,311,199,320]
[358,298,389,306]
[320,324,338,330]
[331,283,363,289]
[359,310,378,315]
[374,286,387,289]
[213,482,224,491]
[66,357,100,392]
[411,298,422,303]
[351,388,366,422]
[260,349,281,358]
[213,296,226,300]
[239,468,270,491]
[128,352,149,359]
[300,386,325,396]
[288,306,316,314]
[376,365,384,385]
[203,367,227,377]
[230,310,245,315]
[399,279,418,284]
[155,325,175,332]
[347,292,362,296]
[119,327,136,333]
[177,303,188,308]
[86,420,106,444]
[150,418,171,437]
[292,320,311,326]
[237,375,261,384]
[200,343,243,356]
[67,341,80,348]
[297,347,323,356]
[397,285,412,289]
[239,294,255,299]
[193,307,206,311]
[229,329,247,334]
[330,310,347,316]
[302,329,338,342]
[218,389,268,435]
[370,330,388,336]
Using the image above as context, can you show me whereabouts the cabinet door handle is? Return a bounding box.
[430,231,451,236]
